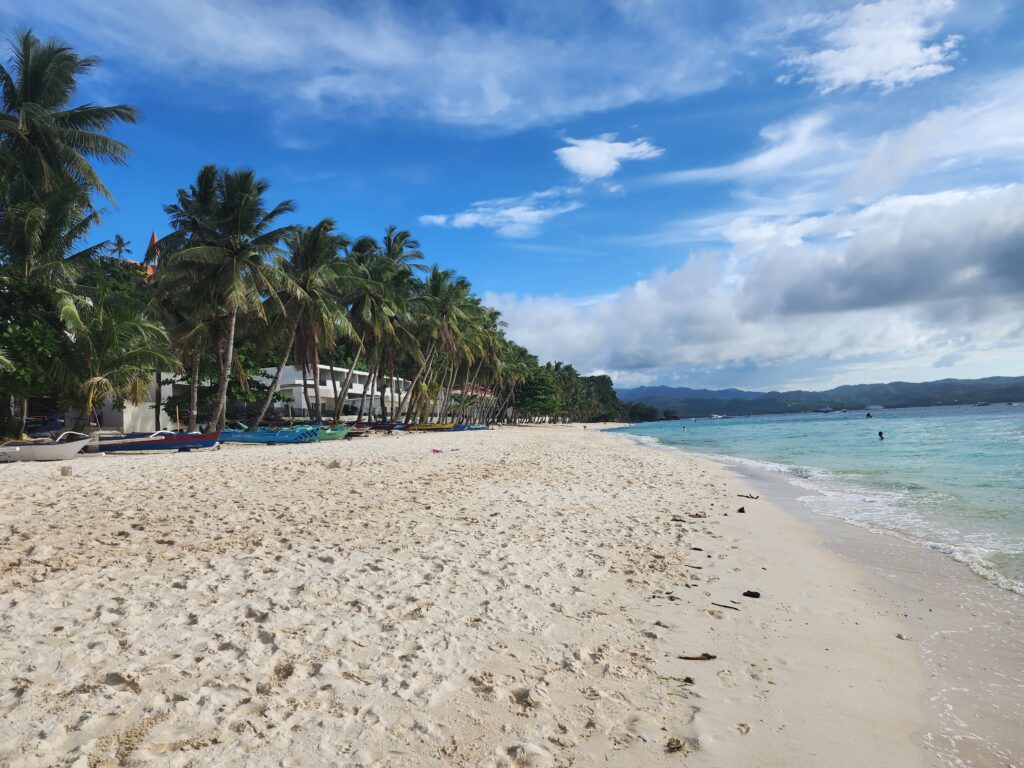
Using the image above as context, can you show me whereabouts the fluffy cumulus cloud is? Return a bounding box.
[419,188,582,238]
[782,0,962,92]
[555,134,663,180]
[491,185,1024,382]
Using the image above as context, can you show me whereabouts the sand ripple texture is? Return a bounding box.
[0,426,925,767]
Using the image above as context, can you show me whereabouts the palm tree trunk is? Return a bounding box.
[212,308,238,430]
[254,314,301,426]
[333,336,366,421]
[17,396,29,437]
[356,358,378,425]
[328,361,339,419]
[188,349,200,431]
[398,338,436,422]
[379,360,392,422]
[301,366,312,413]
[154,370,162,431]
[460,361,483,423]
[441,363,459,421]
[312,348,322,422]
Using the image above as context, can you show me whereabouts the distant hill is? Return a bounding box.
[617,376,1024,418]
[617,385,764,402]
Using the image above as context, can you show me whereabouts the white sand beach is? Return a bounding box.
[1,426,931,767]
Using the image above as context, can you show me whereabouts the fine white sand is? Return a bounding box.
[0,425,928,767]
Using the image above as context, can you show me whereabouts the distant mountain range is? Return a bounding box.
[616,376,1024,418]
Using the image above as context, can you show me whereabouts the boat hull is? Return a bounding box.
[0,436,91,462]
[317,426,350,441]
[221,426,320,444]
[97,430,221,452]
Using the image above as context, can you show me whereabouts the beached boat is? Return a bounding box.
[346,427,369,438]
[317,424,350,441]
[96,430,222,453]
[408,422,456,431]
[220,425,320,444]
[0,432,92,462]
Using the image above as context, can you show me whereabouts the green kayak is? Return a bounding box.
[317,425,351,441]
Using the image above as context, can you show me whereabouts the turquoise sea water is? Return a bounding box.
[613,405,1024,593]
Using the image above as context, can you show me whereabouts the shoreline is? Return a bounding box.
[610,427,1024,767]
[0,425,977,766]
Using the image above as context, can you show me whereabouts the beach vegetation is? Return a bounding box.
[0,29,652,435]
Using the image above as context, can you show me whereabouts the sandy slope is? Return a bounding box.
[0,426,927,767]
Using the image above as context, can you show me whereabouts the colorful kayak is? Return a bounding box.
[220,426,320,444]
[317,424,350,441]
[0,432,91,462]
[96,430,222,453]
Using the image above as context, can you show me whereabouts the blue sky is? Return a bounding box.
[5,0,1024,390]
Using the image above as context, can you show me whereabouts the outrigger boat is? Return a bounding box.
[0,432,92,463]
[220,425,320,444]
[94,430,222,453]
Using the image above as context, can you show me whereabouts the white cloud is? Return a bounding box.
[555,134,663,180]
[782,0,962,93]
[490,185,1024,382]
[847,69,1024,195]
[13,0,740,130]
[653,113,835,184]
[420,188,582,238]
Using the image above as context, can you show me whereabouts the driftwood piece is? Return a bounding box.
[711,602,740,611]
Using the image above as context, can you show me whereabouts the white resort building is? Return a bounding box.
[258,364,412,423]
[52,364,412,434]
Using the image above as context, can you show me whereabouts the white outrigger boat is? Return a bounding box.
[0,432,92,463]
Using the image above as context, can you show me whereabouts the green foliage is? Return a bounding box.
[0,276,68,400]
[52,268,175,416]
[515,366,562,418]
[626,402,659,422]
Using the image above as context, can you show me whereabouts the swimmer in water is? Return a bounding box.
[878,431,884,440]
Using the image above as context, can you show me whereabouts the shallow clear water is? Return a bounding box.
[613,404,1024,593]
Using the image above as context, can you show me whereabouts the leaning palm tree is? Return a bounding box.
[158,167,294,428]
[252,219,353,426]
[0,30,138,202]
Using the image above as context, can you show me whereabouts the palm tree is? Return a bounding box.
[0,177,104,287]
[54,282,176,429]
[158,167,294,428]
[110,234,131,258]
[0,29,138,202]
[253,219,353,426]
[400,265,472,423]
